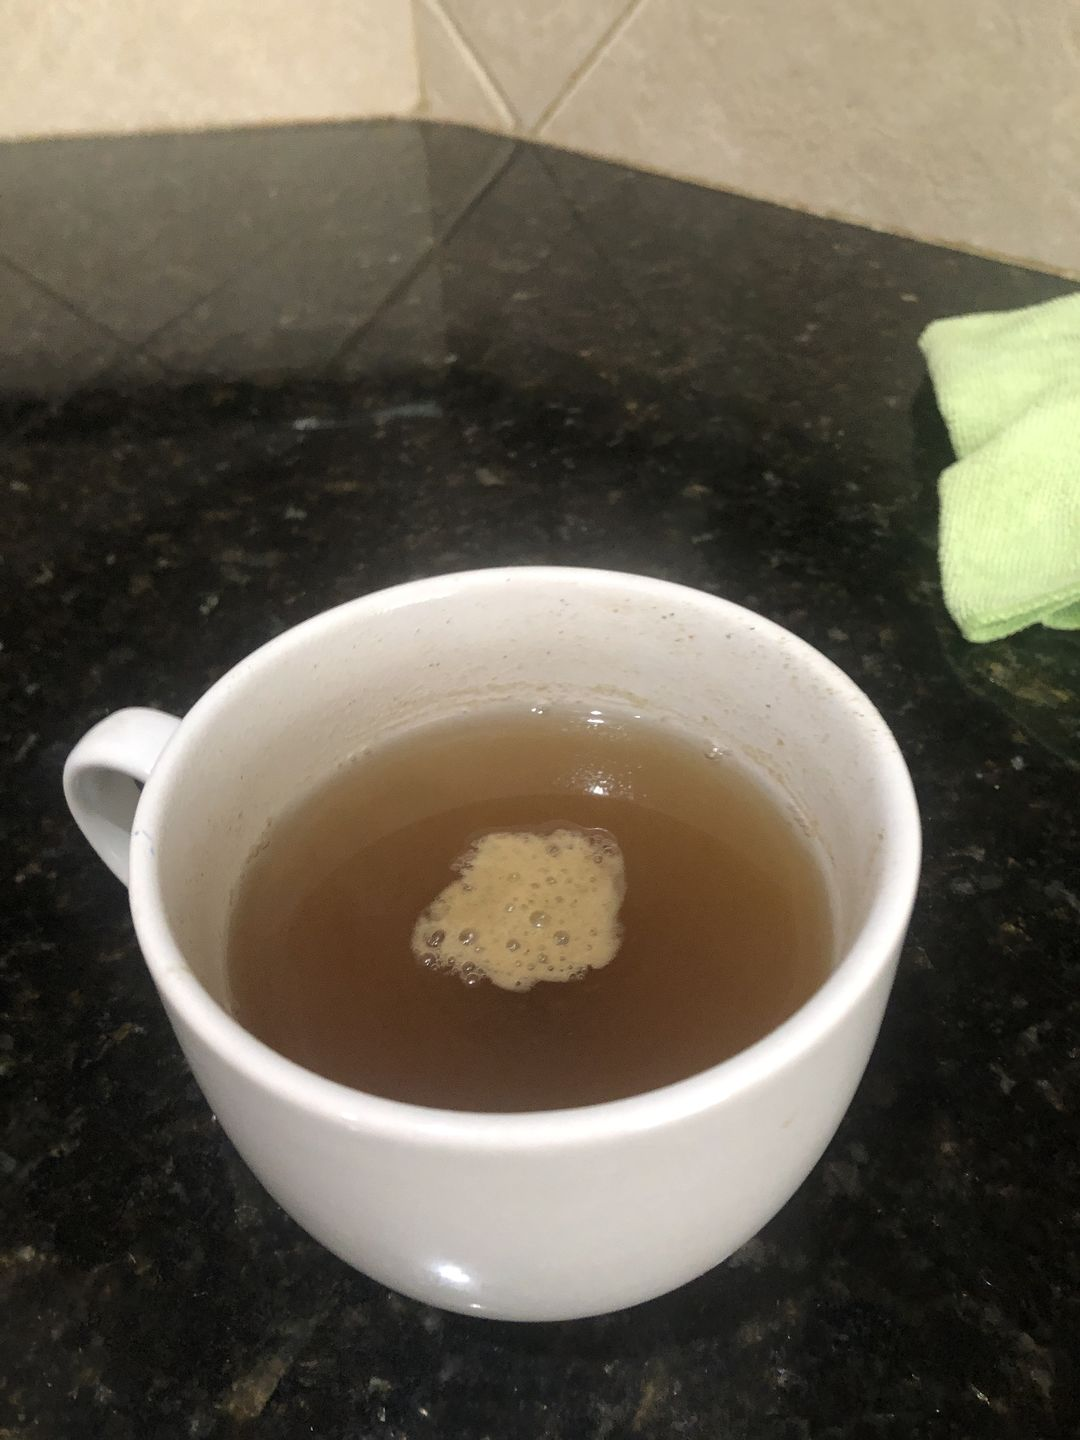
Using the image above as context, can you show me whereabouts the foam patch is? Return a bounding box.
[411,827,626,991]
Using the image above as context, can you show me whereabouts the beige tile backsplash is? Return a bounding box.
[0,0,418,140]
[432,0,633,130]
[413,0,511,132]
[2,0,1077,274]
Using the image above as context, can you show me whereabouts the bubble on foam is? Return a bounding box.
[410,827,626,992]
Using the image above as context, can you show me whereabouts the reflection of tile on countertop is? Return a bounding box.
[332,264,449,378]
[0,132,259,344]
[330,133,516,381]
[0,123,436,353]
[140,126,437,378]
[0,122,527,394]
[0,259,119,399]
[543,145,1077,453]
[426,145,683,398]
[421,122,515,239]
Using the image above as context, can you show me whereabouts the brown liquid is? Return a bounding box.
[227,706,834,1111]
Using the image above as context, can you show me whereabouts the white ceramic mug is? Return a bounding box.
[64,567,920,1321]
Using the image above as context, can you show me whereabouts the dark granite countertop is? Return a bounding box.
[2,120,1078,1438]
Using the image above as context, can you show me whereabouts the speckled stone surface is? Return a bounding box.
[2,121,1079,1438]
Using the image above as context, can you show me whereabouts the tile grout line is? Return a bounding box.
[419,0,521,132]
[534,145,690,380]
[132,211,339,371]
[325,139,520,373]
[407,0,430,117]
[0,252,135,352]
[430,131,520,240]
[532,0,648,138]
[131,261,275,371]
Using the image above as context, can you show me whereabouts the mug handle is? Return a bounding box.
[63,708,181,886]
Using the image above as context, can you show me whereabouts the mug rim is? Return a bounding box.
[130,566,921,1148]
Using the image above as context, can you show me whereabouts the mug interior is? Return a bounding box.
[145,570,911,1033]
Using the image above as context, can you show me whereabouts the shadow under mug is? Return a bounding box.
[64,567,920,1321]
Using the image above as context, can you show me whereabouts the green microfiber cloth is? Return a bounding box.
[919,291,1080,643]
